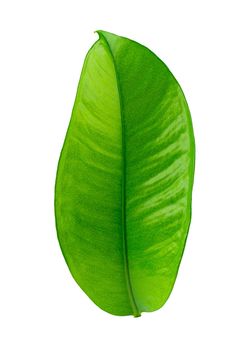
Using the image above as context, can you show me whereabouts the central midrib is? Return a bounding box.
[100,34,140,317]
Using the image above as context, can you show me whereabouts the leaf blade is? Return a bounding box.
[55,31,195,316]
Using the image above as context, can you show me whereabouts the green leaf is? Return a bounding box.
[55,30,195,317]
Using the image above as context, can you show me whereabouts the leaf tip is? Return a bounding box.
[94,30,104,38]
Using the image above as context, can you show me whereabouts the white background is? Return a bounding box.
[1,0,233,349]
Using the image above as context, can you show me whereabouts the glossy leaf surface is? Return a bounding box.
[55,31,195,316]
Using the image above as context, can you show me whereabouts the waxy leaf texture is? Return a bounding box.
[55,31,195,316]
